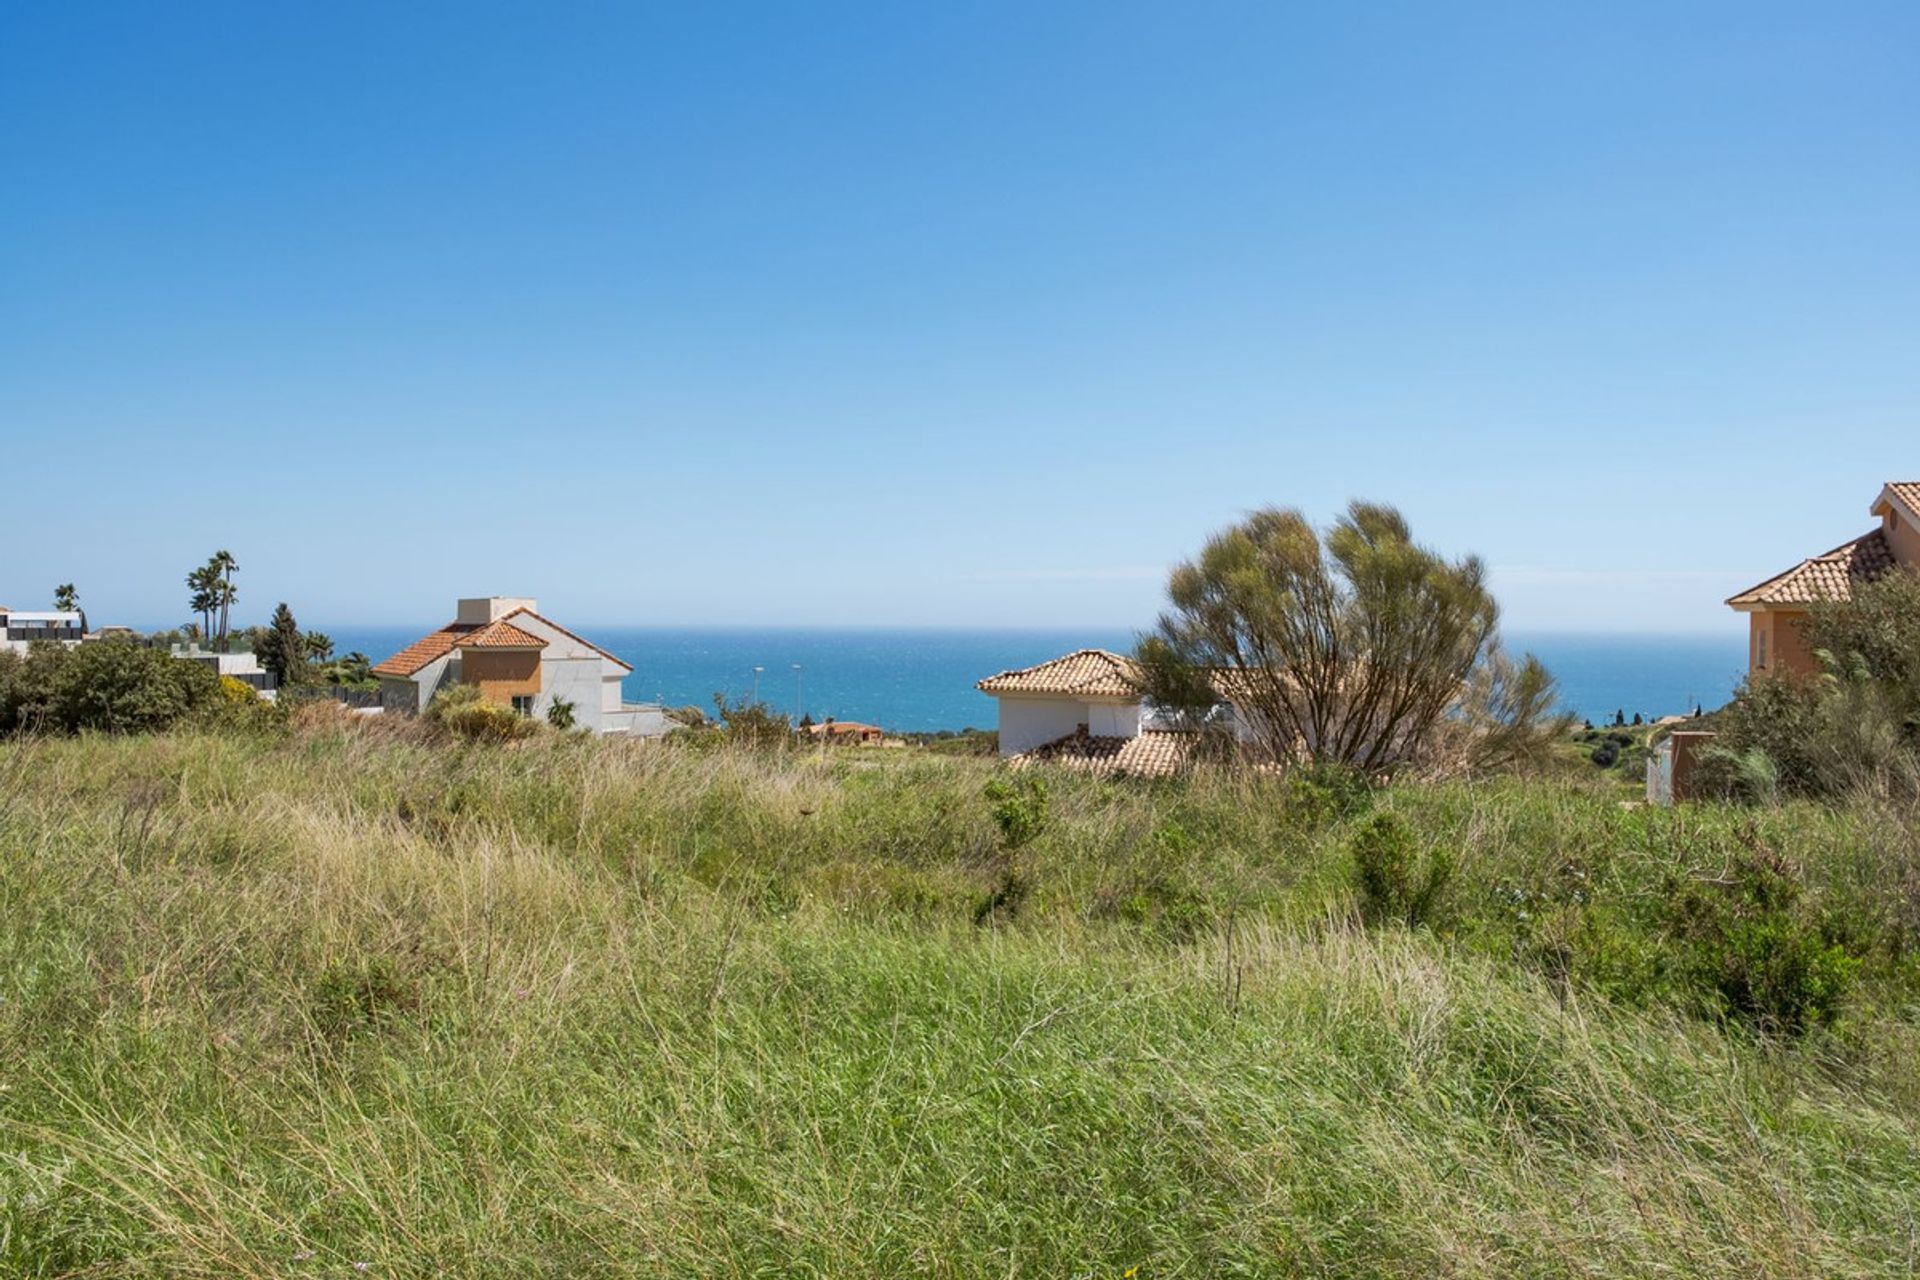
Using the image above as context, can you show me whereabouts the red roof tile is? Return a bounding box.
[1727,528,1897,608]
[370,624,475,677]
[372,608,631,678]
[1009,729,1202,778]
[977,650,1142,698]
[457,619,548,649]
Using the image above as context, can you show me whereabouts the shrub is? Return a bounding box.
[983,776,1047,850]
[546,698,577,730]
[1133,502,1570,773]
[425,684,538,742]
[709,693,792,750]
[1667,837,1861,1035]
[0,639,223,735]
[972,859,1032,926]
[1283,762,1376,827]
[1708,918,1859,1036]
[1705,573,1920,801]
[1696,743,1781,805]
[310,955,415,1037]
[1351,810,1455,928]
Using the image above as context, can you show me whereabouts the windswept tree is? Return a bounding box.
[303,630,334,662]
[1133,501,1566,773]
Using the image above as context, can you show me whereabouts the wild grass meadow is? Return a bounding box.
[2,719,1918,1276]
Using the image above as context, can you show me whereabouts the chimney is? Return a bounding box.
[456,597,538,624]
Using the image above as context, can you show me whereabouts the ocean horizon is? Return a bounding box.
[299,625,1747,734]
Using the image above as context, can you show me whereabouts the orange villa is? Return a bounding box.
[806,719,888,745]
[1727,481,1920,676]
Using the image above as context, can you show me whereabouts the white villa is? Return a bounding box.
[976,649,1235,777]
[0,609,86,654]
[373,597,667,737]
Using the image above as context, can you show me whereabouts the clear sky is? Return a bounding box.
[3,2,1916,633]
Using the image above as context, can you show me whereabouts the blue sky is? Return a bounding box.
[3,2,1916,633]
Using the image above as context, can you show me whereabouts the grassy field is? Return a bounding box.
[2,720,1918,1277]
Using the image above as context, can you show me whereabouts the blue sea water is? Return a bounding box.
[319,625,1746,734]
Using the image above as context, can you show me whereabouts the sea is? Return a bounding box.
[316,626,1746,734]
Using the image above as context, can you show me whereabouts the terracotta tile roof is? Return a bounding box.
[1880,482,1920,519]
[1009,729,1201,778]
[807,720,884,736]
[977,649,1143,698]
[1726,528,1895,607]
[370,624,476,678]
[506,608,633,673]
[371,608,632,678]
[457,619,548,649]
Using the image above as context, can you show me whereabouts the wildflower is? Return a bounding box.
[292,1250,315,1262]
[354,1264,371,1273]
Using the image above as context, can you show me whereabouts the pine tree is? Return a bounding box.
[255,602,309,689]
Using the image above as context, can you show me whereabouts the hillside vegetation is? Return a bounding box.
[3,721,1919,1277]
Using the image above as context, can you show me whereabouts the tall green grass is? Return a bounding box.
[1,725,1916,1276]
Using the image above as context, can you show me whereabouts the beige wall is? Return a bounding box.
[461,650,542,704]
[1885,505,1920,567]
[1749,609,1816,677]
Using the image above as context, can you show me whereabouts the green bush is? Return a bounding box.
[0,639,223,735]
[707,693,793,750]
[1706,573,1920,801]
[1351,810,1455,928]
[310,955,415,1038]
[1283,762,1376,827]
[425,684,538,742]
[1696,743,1781,805]
[983,775,1048,850]
[1667,841,1860,1035]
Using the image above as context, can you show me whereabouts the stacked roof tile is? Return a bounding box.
[371,607,632,678]
[370,625,478,678]
[1726,529,1896,607]
[1009,729,1200,778]
[1881,482,1920,519]
[458,619,548,649]
[976,649,1143,698]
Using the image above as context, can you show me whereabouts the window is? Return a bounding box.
[512,695,536,716]
[1756,628,1768,670]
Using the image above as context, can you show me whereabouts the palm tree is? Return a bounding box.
[186,564,220,641]
[210,550,238,647]
[52,583,86,634]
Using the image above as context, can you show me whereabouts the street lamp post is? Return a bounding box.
[792,663,803,722]
[751,665,764,703]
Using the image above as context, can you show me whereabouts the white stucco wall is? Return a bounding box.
[1086,700,1142,738]
[538,654,608,730]
[381,651,453,715]
[996,696,1094,756]
[505,610,654,735]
